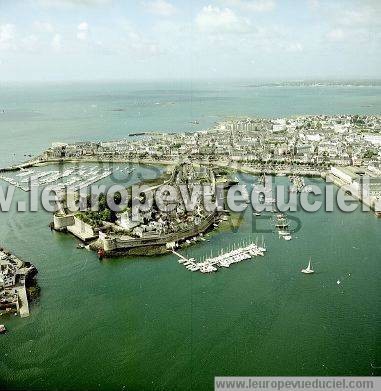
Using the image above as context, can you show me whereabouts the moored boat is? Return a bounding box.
[275,219,289,228]
[97,248,105,260]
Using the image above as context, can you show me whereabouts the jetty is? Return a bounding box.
[172,238,267,273]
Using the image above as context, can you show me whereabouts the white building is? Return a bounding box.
[363,134,381,145]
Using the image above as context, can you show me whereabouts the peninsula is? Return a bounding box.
[53,162,235,257]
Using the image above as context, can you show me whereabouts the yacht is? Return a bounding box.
[275,219,289,228]
[17,170,34,177]
[301,258,314,274]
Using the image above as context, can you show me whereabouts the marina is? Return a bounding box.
[0,166,130,193]
[173,237,266,273]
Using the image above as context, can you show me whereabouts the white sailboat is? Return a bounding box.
[301,258,314,274]
[258,235,267,252]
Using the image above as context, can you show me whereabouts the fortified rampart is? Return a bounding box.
[101,212,218,252]
[53,214,75,230]
[53,214,98,241]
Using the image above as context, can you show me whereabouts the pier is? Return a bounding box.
[172,239,267,273]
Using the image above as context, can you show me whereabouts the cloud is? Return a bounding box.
[338,7,378,27]
[308,0,319,9]
[0,24,16,50]
[21,35,40,52]
[37,0,112,7]
[51,33,62,51]
[326,28,345,42]
[78,22,89,30]
[322,3,381,45]
[33,21,55,33]
[145,0,176,17]
[77,21,89,41]
[324,3,381,29]
[128,36,161,58]
[222,0,275,13]
[196,5,250,33]
[285,42,303,52]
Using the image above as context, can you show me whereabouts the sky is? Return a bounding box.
[0,0,380,81]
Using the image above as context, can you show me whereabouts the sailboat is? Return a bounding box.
[301,258,314,274]
[258,235,266,252]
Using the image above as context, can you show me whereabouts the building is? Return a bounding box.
[330,166,381,206]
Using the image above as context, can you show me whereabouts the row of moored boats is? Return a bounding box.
[0,166,132,193]
[177,240,267,273]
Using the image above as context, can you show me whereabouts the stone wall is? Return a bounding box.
[101,213,218,252]
[67,217,98,241]
[53,214,75,230]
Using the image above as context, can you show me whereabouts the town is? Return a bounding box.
[0,248,38,325]
[36,115,381,170]
[14,114,381,214]
[0,115,380,259]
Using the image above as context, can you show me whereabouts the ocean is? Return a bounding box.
[0,80,380,390]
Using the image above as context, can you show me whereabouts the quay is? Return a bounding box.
[328,166,381,214]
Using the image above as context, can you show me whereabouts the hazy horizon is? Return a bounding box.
[1,77,381,85]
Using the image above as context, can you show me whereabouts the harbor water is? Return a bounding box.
[0,81,380,390]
